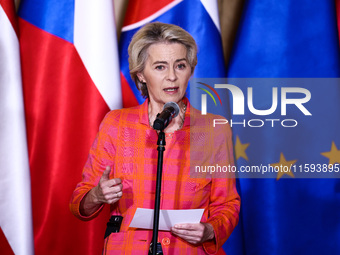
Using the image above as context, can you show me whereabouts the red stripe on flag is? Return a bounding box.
[120,72,139,108]
[123,0,175,26]
[19,19,110,255]
[0,0,19,35]
[0,227,14,255]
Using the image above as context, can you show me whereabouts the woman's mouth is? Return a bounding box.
[164,87,179,93]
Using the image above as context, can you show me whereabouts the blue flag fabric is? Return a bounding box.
[224,0,340,254]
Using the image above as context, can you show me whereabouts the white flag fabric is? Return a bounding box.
[0,1,34,254]
[74,0,122,110]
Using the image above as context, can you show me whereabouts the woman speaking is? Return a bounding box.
[70,22,240,254]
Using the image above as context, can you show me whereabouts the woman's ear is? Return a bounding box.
[137,73,145,83]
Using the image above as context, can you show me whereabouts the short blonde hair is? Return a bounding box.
[128,22,198,98]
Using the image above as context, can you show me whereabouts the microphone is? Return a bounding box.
[153,102,180,130]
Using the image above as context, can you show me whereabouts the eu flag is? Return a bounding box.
[224,0,340,254]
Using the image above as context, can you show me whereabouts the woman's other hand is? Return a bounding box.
[170,222,215,245]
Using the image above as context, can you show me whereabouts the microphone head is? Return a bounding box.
[152,102,180,130]
[163,101,180,118]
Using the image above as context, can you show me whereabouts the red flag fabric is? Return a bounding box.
[0,228,14,255]
[18,0,121,254]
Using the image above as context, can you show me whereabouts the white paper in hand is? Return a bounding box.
[129,208,205,231]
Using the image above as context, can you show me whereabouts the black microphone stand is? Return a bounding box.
[148,130,165,255]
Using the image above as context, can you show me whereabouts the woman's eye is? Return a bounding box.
[177,63,186,69]
[155,65,164,70]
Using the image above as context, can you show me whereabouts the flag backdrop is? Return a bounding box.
[2,0,340,254]
[224,0,340,255]
[18,0,121,254]
[0,0,33,254]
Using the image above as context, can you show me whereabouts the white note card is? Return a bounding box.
[129,208,205,231]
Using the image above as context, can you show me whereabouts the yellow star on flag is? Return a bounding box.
[271,153,297,180]
[235,135,249,161]
[321,141,340,166]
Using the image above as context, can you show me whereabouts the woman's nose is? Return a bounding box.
[167,67,177,81]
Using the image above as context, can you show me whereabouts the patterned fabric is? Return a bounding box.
[70,98,240,254]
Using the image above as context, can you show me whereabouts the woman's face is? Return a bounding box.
[137,42,192,108]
